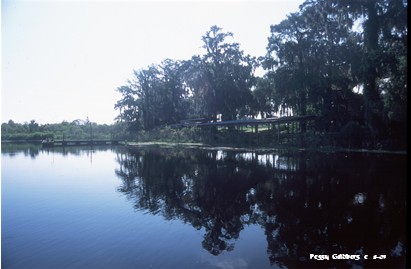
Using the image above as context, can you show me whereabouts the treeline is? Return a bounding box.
[114,0,407,149]
[1,119,126,141]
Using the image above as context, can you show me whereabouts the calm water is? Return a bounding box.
[1,144,406,268]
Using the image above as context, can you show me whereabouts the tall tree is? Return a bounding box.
[159,59,189,125]
[328,0,407,140]
[114,85,140,131]
[115,60,189,130]
[181,55,214,119]
[264,0,367,132]
[252,74,278,118]
[190,25,256,121]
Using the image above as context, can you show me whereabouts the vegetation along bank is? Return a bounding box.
[2,1,407,151]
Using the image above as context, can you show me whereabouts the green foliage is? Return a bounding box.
[115,60,189,131]
[252,75,277,118]
[1,120,121,141]
[2,132,52,141]
[112,0,406,150]
[115,26,256,130]
[196,25,256,121]
[135,127,203,144]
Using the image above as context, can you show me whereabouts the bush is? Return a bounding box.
[1,132,54,141]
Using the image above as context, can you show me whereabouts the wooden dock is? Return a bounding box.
[42,139,121,147]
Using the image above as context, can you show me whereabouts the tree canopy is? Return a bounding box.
[114,0,407,149]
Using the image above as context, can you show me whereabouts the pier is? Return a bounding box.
[42,139,121,147]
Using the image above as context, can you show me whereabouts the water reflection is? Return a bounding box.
[114,147,406,268]
[1,143,121,159]
[1,143,42,158]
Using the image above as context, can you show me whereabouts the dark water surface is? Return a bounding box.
[1,144,406,268]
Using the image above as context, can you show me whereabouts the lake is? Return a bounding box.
[1,144,406,268]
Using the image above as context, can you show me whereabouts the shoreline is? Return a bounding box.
[1,140,406,155]
[125,141,407,155]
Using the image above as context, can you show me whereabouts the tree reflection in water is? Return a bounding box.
[114,146,406,268]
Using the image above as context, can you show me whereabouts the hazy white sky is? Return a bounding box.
[1,0,302,124]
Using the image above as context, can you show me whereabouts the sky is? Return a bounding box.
[1,0,302,125]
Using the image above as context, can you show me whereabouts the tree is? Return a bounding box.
[188,26,256,121]
[115,60,189,130]
[328,0,407,141]
[114,85,140,131]
[252,75,278,118]
[182,55,216,120]
[158,59,189,125]
[264,0,370,133]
